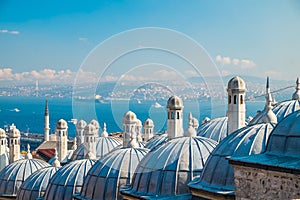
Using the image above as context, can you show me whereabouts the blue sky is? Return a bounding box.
[0,0,300,82]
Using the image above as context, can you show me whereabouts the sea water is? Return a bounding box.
[0,96,264,137]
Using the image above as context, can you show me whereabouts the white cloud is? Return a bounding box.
[0,29,20,35]
[215,55,256,69]
[0,68,99,84]
[79,37,88,41]
[184,70,198,77]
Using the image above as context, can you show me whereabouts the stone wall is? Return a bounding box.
[232,165,300,200]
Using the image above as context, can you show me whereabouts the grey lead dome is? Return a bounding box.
[43,159,95,200]
[122,136,217,198]
[189,122,275,197]
[17,166,58,200]
[74,147,149,200]
[0,159,50,197]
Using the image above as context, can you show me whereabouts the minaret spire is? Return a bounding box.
[44,99,50,141]
[292,77,300,100]
[265,77,273,107]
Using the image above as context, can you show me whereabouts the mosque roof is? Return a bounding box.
[122,136,217,198]
[0,159,50,197]
[74,147,149,200]
[145,133,168,150]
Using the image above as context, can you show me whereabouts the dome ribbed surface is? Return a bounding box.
[266,110,300,155]
[250,99,300,125]
[123,136,217,198]
[75,147,149,200]
[145,133,168,150]
[197,117,228,143]
[17,166,58,200]
[189,123,275,194]
[0,159,50,197]
[44,159,95,200]
[71,136,122,160]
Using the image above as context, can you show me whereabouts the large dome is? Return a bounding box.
[44,159,95,200]
[197,117,228,143]
[122,136,217,198]
[17,166,58,200]
[250,99,300,125]
[71,136,122,160]
[189,122,275,198]
[0,159,50,197]
[74,147,149,200]
[227,76,246,91]
[144,133,168,150]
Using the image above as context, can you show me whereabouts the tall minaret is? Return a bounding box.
[144,118,154,141]
[9,124,21,163]
[292,77,300,100]
[44,100,50,141]
[76,120,87,146]
[227,76,246,134]
[167,95,184,139]
[83,123,96,159]
[123,111,138,147]
[0,128,8,171]
[55,119,68,162]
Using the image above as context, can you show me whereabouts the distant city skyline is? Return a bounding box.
[0,0,300,82]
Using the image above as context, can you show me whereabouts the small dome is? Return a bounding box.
[227,76,246,91]
[0,128,5,137]
[123,136,217,198]
[76,120,87,129]
[136,119,142,126]
[84,124,96,135]
[0,159,50,197]
[44,159,95,200]
[250,99,300,125]
[56,119,68,129]
[89,119,100,130]
[197,117,228,143]
[9,124,20,137]
[123,111,137,124]
[71,136,122,161]
[189,123,275,196]
[145,133,168,150]
[75,147,149,200]
[144,118,154,127]
[167,95,183,110]
[17,166,58,200]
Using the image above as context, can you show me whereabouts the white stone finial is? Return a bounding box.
[184,114,197,137]
[87,151,96,160]
[101,122,108,137]
[52,149,61,167]
[292,77,300,100]
[72,137,77,150]
[25,144,33,159]
[128,127,138,148]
